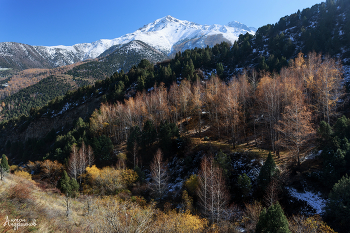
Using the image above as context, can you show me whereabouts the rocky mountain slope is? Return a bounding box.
[0,16,255,71]
[66,40,169,80]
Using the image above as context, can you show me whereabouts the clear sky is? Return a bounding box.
[1,0,324,46]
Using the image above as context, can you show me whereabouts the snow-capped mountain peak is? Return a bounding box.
[0,16,256,70]
[228,21,257,33]
[121,15,256,55]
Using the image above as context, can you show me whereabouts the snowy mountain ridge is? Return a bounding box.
[43,15,256,59]
[0,16,256,70]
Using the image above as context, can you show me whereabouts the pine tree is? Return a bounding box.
[59,170,72,195]
[255,208,267,231]
[256,202,290,233]
[237,173,252,200]
[0,154,9,171]
[69,177,80,197]
[317,121,334,150]
[216,63,224,78]
[58,170,79,197]
[325,174,350,232]
[258,152,278,192]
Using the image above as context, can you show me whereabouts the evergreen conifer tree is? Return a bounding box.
[258,152,278,192]
[325,174,350,232]
[216,63,224,78]
[59,171,72,195]
[256,202,290,233]
[69,177,79,197]
[0,154,9,171]
[58,170,79,197]
[237,173,252,200]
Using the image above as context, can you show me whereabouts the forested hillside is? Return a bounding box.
[1,0,349,122]
[1,0,350,232]
[1,50,345,232]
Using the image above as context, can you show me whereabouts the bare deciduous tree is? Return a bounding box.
[149,149,168,199]
[257,74,283,152]
[243,201,263,232]
[68,144,78,180]
[78,142,88,184]
[197,156,230,223]
[264,177,281,208]
[191,78,203,137]
[87,145,95,167]
[275,91,314,166]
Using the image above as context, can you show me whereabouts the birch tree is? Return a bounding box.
[149,149,168,200]
[197,156,230,223]
[191,78,203,137]
[77,141,88,184]
[68,144,78,180]
[257,74,283,152]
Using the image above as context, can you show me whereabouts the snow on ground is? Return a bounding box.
[286,187,326,214]
[302,150,322,162]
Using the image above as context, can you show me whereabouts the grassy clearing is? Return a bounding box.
[0,174,85,232]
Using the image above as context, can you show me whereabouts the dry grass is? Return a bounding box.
[0,174,85,232]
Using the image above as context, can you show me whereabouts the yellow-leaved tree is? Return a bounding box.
[83,165,138,195]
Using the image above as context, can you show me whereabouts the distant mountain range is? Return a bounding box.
[0,16,256,71]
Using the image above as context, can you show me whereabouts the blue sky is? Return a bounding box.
[1,0,323,46]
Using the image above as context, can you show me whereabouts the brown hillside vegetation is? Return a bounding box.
[0,61,93,100]
[0,150,336,232]
[0,173,211,233]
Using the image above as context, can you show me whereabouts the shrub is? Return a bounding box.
[184,174,199,196]
[14,170,32,180]
[10,165,19,173]
[84,165,138,195]
[8,184,32,203]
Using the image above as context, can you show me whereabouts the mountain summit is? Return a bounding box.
[0,16,256,70]
[129,15,256,55]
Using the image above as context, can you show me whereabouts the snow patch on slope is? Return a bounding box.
[287,187,326,214]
